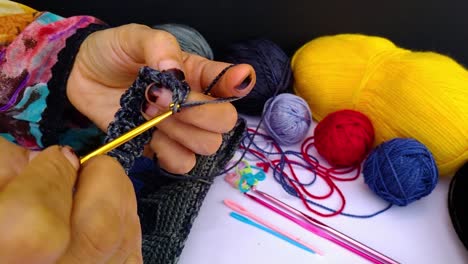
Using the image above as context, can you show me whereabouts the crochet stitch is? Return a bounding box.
[105,66,240,172]
[105,65,247,263]
[104,66,191,171]
[139,118,245,264]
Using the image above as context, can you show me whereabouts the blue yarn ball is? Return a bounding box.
[153,23,214,59]
[262,93,312,146]
[221,39,293,116]
[363,138,439,206]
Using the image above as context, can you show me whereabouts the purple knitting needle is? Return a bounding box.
[246,190,399,264]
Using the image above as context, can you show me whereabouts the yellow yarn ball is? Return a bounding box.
[291,34,468,177]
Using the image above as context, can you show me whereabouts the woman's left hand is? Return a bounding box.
[67,24,255,173]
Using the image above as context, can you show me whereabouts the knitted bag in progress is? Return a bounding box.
[139,119,245,263]
[104,66,246,263]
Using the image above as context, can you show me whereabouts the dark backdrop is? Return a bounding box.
[22,0,468,64]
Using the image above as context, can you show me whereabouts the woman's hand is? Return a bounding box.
[67,24,255,173]
[0,138,142,264]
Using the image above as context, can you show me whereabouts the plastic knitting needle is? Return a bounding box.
[229,212,316,255]
[250,189,399,264]
[80,110,173,164]
[224,199,323,255]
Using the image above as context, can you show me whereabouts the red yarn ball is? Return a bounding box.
[314,109,375,167]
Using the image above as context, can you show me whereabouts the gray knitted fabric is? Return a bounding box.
[104,65,246,263]
[139,119,245,263]
[105,66,190,172]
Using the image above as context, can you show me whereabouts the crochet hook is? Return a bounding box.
[80,109,174,164]
[248,189,399,264]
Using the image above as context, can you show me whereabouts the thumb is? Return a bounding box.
[0,138,78,188]
[0,146,79,263]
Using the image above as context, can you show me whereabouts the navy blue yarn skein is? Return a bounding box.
[363,138,439,206]
[221,39,293,116]
[262,93,312,145]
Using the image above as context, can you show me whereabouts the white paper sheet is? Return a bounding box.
[178,116,468,264]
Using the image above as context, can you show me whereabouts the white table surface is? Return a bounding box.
[178,117,468,264]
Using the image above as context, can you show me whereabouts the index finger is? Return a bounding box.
[117,24,185,71]
[0,146,79,222]
[58,155,137,263]
[143,90,238,133]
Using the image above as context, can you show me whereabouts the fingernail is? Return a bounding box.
[235,75,252,90]
[163,68,185,81]
[61,146,79,170]
[158,60,183,72]
[28,150,40,162]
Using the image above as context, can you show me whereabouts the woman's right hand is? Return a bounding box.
[0,138,142,264]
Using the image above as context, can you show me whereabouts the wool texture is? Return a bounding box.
[292,34,468,176]
[105,65,246,263]
[105,66,190,172]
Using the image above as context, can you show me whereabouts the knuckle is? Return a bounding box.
[150,29,180,49]
[117,23,151,45]
[0,167,15,186]
[155,29,178,43]
[197,134,222,156]
[223,104,239,132]
[122,23,150,33]
[38,146,76,184]
[77,205,122,256]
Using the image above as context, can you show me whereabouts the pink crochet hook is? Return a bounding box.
[223,199,324,256]
[246,190,399,264]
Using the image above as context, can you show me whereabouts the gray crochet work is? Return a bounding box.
[104,66,190,172]
[139,118,245,264]
[105,65,246,263]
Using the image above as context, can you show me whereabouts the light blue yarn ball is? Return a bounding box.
[363,138,439,206]
[153,23,214,60]
[262,93,312,146]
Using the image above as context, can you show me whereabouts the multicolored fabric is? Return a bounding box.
[0,3,247,263]
[0,1,104,150]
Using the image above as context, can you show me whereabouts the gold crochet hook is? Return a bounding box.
[80,107,175,164]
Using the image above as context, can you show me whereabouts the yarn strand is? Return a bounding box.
[238,128,392,218]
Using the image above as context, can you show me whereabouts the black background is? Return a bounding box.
[22,0,468,64]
